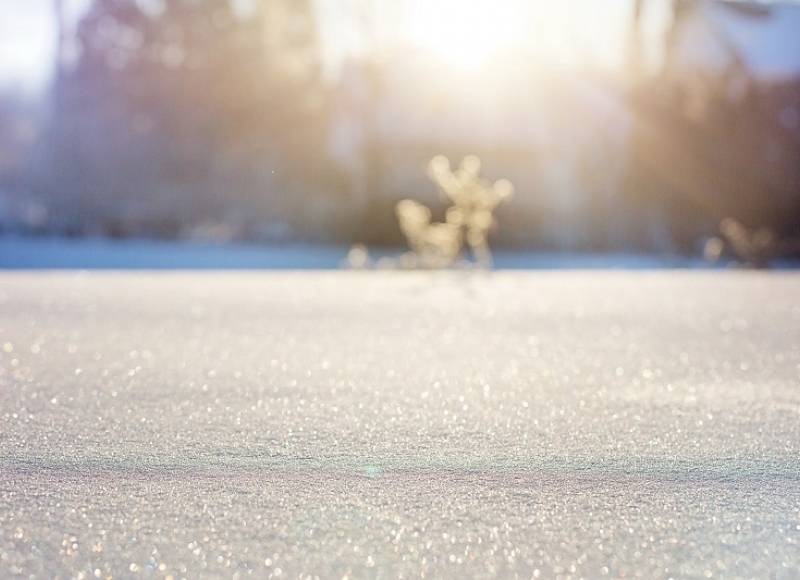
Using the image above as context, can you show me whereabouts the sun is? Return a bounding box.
[405,0,525,70]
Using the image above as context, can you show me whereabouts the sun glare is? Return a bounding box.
[406,0,524,70]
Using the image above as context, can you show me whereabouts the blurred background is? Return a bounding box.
[0,0,798,257]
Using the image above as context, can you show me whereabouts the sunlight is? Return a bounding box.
[406,0,525,70]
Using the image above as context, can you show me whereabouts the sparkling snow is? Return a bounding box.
[1,271,799,578]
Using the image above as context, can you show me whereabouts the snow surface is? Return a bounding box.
[0,236,351,270]
[1,270,799,578]
[0,235,718,270]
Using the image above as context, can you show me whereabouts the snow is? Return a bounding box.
[0,236,351,270]
[0,235,719,270]
[1,270,799,577]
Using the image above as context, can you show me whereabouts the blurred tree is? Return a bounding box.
[326,0,403,245]
[623,0,800,251]
[36,0,326,238]
[0,92,37,196]
[628,0,644,81]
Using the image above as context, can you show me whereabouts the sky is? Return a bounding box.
[0,0,56,91]
[313,0,646,79]
[0,0,92,91]
[5,0,793,93]
[0,0,648,92]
